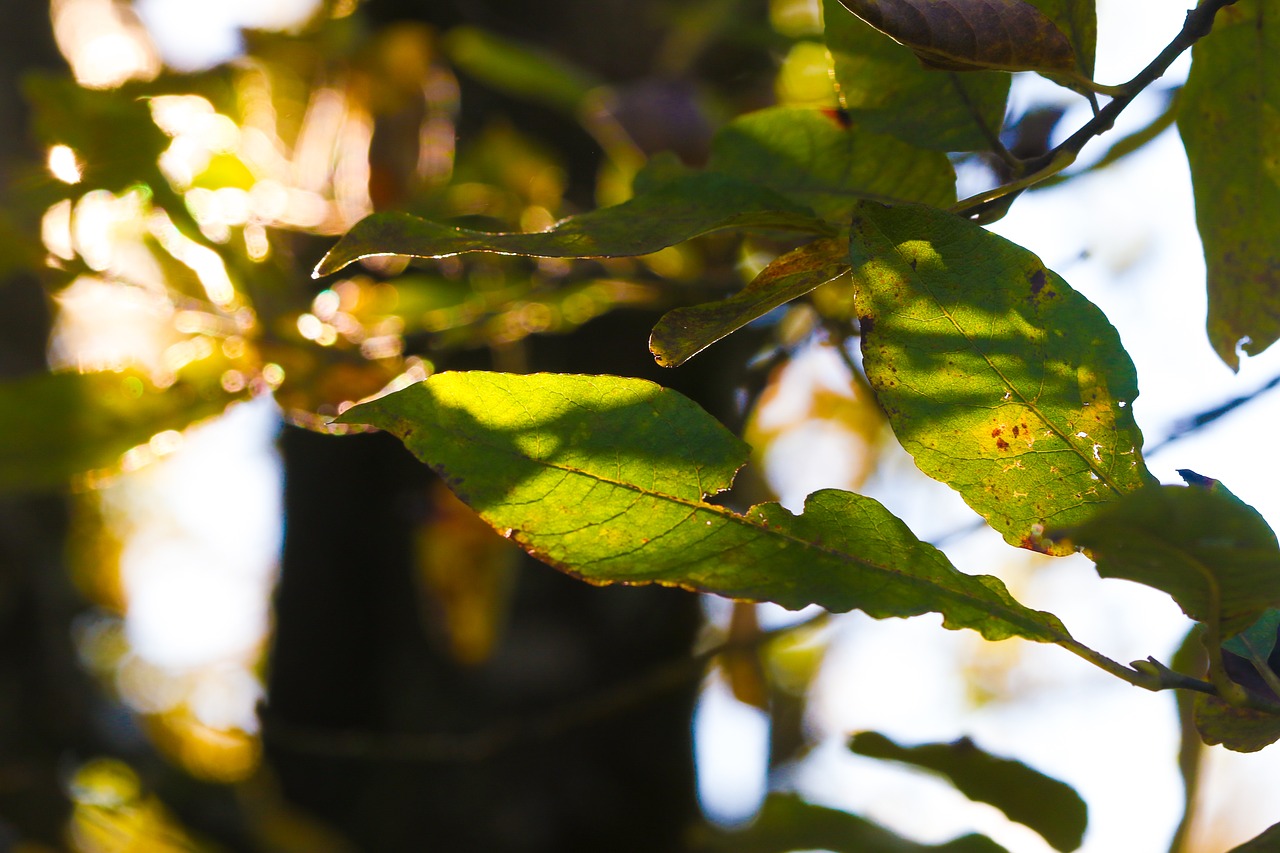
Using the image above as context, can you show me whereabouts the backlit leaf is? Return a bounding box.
[706,106,957,221]
[690,793,1009,853]
[1177,0,1280,368]
[339,372,1071,644]
[0,371,236,493]
[848,201,1153,554]
[823,0,1011,152]
[1052,483,1280,639]
[442,26,601,115]
[314,173,830,276]
[1193,692,1280,753]
[650,238,849,367]
[849,731,1087,852]
[832,0,1077,75]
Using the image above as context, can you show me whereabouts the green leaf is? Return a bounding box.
[848,201,1153,554]
[706,106,957,221]
[0,371,234,494]
[1224,609,1280,662]
[314,173,829,276]
[1228,821,1280,852]
[690,793,1009,853]
[848,732,1087,852]
[338,372,1071,644]
[1024,0,1096,79]
[823,0,1011,151]
[831,0,1077,75]
[1177,0,1280,369]
[650,238,849,367]
[1193,691,1280,753]
[441,26,602,115]
[1052,483,1280,639]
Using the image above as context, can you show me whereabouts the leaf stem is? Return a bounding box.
[952,0,1241,222]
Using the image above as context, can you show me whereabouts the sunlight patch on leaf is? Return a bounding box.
[849,201,1153,554]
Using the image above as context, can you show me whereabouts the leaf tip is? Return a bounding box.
[312,247,348,279]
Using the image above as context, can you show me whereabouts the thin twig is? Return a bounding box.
[952,0,1241,223]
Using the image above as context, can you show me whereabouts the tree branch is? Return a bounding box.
[952,0,1241,224]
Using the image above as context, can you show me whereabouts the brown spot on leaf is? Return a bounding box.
[1029,268,1046,295]
[1019,534,1052,554]
[995,437,1010,451]
[859,315,875,334]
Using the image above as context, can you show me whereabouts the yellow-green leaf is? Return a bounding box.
[849,202,1154,553]
[1177,0,1280,368]
[314,173,830,276]
[339,372,1071,644]
[650,238,849,367]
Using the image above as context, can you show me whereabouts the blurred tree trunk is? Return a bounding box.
[267,419,704,852]
[265,312,740,851]
[260,2,778,847]
[0,1,92,845]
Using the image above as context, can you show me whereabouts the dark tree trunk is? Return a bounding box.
[0,2,95,845]
[264,421,704,852]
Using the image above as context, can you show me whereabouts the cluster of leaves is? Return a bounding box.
[7,0,1280,848]
[309,0,1280,848]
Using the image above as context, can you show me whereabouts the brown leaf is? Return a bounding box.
[834,0,1077,74]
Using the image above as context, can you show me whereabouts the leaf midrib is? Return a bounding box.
[441,427,1065,642]
[885,235,1128,497]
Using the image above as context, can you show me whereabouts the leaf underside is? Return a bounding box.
[1193,692,1280,753]
[314,173,829,276]
[832,0,1077,75]
[1177,0,1280,368]
[706,106,958,221]
[691,793,1010,853]
[848,201,1153,554]
[823,0,1011,152]
[338,372,1069,644]
[848,731,1087,852]
[1054,483,1280,640]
